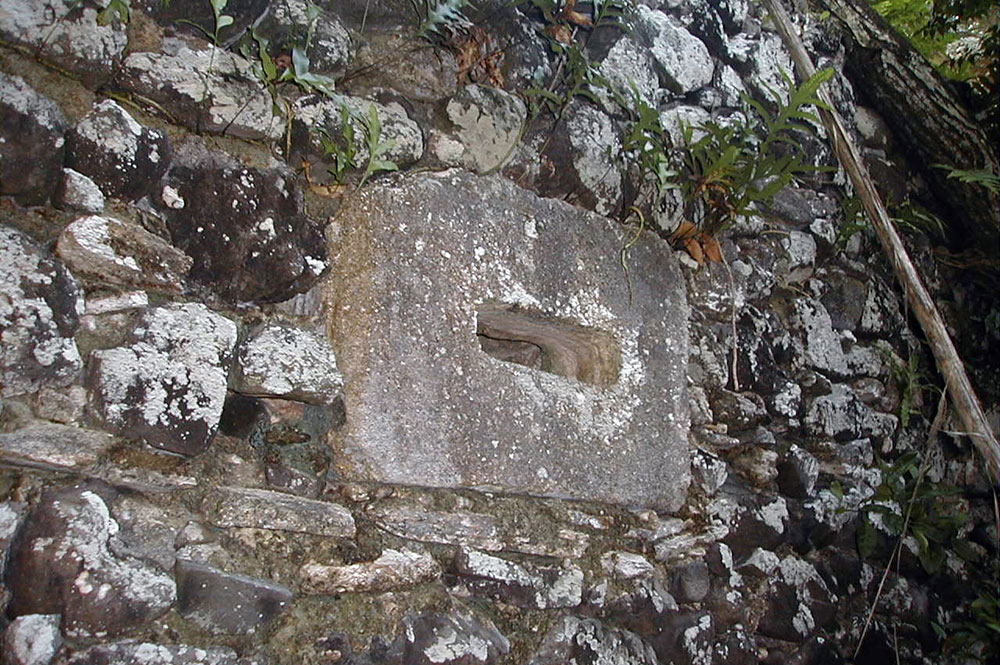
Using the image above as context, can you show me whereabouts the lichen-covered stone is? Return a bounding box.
[88,303,236,456]
[528,616,658,665]
[259,0,351,76]
[153,138,327,305]
[757,556,836,642]
[66,642,243,665]
[0,74,67,205]
[403,610,510,665]
[777,445,820,499]
[202,486,355,537]
[636,5,714,94]
[65,100,171,202]
[117,37,282,140]
[6,486,175,637]
[56,169,105,214]
[1,614,62,665]
[456,548,583,609]
[56,215,192,293]
[433,84,526,174]
[369,502,502,551]
[328,170,690,510]
[175,559,293,635]
[233,324,343,405]
[0,226,84,398]
[0,0,127,87]
[804,383,898,443]
[301,549,440,594]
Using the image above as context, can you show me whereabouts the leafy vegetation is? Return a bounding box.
[315,103,398,188]
[418,0,474,39]
[179,0,234,47]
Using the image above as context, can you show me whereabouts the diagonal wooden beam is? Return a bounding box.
[762,0,1000,483]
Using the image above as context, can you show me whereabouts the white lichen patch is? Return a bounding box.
[235,324,343,404]
[0,72,65,132]
[567,103,623,216]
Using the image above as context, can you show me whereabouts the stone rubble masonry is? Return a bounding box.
[232,324,344,405]
[328,170,691,511]
[175,559,293,635]
[300,548,441,594]
[203,486,356,537]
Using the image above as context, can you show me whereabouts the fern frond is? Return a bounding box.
[418,0,474,39]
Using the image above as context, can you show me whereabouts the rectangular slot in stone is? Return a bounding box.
[325,171,690,511]
[476,305,620,387]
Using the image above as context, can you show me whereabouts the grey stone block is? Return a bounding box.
[327,171,690,510]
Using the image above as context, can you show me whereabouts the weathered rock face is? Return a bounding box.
[0,0,127,86]
[153,138,327,304]
[232,324,343,405]
[65,100,171,202]
[328,170,690,510]
[175,559,293,635]
[88,303,237,456]
[0,74,67,205]
[56,215,192,294]
[5,485,175,637]
[0,227,84,398]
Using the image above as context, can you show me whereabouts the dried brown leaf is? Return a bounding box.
[702,234,723,263]
[546,23,574,44]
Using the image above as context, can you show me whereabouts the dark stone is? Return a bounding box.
[757,557,835,643]
[5,484,175,638]
[402,610,509,665]
[782,636,844,665]
[0,74,67,205]
[219,394,267,439]
[154,138,327,305]
[776,446,819,499]
[175,559,293,635]
[528,617,658,665]
[762,186,838,229]
[720,492,789,559]
[713,626,758,665]
[820,273,868,331]
[88,303,237,456]
[648,611,715,665]
[455,548,583,610]
[670,561,711,603]
[137,0,269,47]
[65,100,171,202]
[0,226,83,399]
[601,577,678,637]
[710,390,768,431]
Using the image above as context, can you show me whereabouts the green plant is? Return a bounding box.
[940,556,1000,661]
[932,163,1000,191]
[675,68,835,236]
[316,102,398,188]
[179,0,233,47]
[418,0,474,39]
[97,0,130,25]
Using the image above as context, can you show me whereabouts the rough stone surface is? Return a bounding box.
[264,0,351,76]
[202,486,356,537]
[0,501,28,582]
[777,445,820,499]
[0,422,115,472]
[56,215,192,293]
[0,226,84,398]
[56,169,106,214]
[154,138,327,305]
[65,100,171,201]
[66,642,243,665]
[233,324,343,405]
[0,0,127,86]
[1,614,62,665]
[175,559,293,635]
[118,37,282,140]
[804,384,898,443]
[369,502,502,551]
[293,94,425,169]
[455,548,583,609]
[301,548,440,594]
[529,616,659,665]
[637,5,715,94]
[403,610,510,665]
[328,170,690,510]
[434,84,526,174]
[88,303,236,455]
[0,74,67,205]
[6,485,175,637]
[758,556,836,642]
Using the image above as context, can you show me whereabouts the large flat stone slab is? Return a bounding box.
[326,171,690,510]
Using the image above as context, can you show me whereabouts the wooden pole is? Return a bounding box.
[762,0,1000,483]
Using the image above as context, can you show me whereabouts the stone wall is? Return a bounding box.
[1,1,997,664]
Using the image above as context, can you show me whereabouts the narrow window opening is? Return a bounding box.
[476,304,620,387]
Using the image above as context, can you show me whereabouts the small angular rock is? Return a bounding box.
[528,616,658,665]
[0,423,115,472]
[455,548,583,610]
[1,614,62,665]
[56,169,105,214]
[369,502,502,551]
[175,559,293,635]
